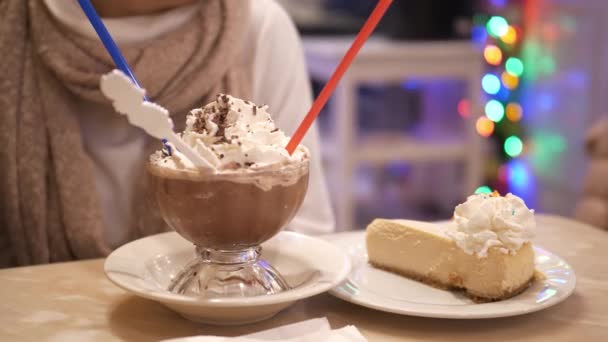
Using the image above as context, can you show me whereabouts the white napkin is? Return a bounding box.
[161,318,367,342]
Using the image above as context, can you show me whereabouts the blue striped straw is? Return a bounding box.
[77,0,171,154]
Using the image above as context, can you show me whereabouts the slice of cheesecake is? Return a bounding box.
[366,219,535,301]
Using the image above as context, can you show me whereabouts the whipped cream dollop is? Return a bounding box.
[151,94,308,172]
[447,193,535,257]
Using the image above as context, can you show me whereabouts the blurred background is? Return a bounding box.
[277,0,607,230]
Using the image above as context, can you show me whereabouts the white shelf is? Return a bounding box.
[357,137,467,164]
[322,134,467,164]
[304,36,485,231]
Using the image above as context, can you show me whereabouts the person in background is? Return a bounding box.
[0,0,334,267]
[575,118,608,230]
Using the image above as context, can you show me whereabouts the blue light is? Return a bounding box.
[490,0,508,8]
[508,159,529,190]
[564,70,587,89]
[537,92,555,111]
[401,80,421,91]
[506,159,535,206]
[471,25,487,44]
[495,86,511,102]
[482,74,501,95]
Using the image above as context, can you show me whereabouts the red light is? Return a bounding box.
[458,99,471,118]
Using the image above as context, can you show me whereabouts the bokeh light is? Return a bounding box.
[501,26,517,44]
[476,117,495,137]
[490,0,508,8]
[471,25,488,44]
[549,134,567,153]
[540,55,556,75]
[506,103,523,122]
[501,72,519,90]
[484,45,503,65]
[505,57,524,77]
[542,23,559,42]
[504,136,524,157]
[506,159,533,201]
[457,99,471,118]
[487,16,509,38]
[530,131,567,176]
[485,100,505,122]
[498,165,508,183]
[537,92,555,111]
[494,86,511,102]
[475,186,493,194]
[482,74,501,94]
[522,41,541,81]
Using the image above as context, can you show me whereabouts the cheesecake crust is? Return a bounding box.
[369,260,536,303]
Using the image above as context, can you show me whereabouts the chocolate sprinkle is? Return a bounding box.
[245,162,254,167]
[191,111,207,133]
[219,154,224,159]
[271,128,279,133]
[253,106,257,115]
[215,106,230,138]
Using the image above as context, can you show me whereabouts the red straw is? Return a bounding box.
[286,0,393,154]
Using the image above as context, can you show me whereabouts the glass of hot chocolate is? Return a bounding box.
[148,95,310,299]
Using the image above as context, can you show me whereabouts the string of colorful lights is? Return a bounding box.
[461,1,527,195]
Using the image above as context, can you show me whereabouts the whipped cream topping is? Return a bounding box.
[151,94,308,172]
[447,193,535,257]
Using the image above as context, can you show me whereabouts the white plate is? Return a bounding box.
[324,231,576,319]
[104,231,350,325]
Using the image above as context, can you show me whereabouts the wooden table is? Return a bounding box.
[1,214,607,341]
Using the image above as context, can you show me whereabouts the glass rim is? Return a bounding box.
[147,158,310,181]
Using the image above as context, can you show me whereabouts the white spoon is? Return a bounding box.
[100,69,214,169]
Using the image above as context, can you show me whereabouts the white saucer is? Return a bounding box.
[104,231,350,325]
[324,231,576,319]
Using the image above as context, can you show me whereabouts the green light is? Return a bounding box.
[522,42,541,81]
[486,16,509,38]
[530,131,566,176]
[475,186,493,194]
[505,58,524,77]
[504,136,524,157]
[548,135,566,152]
[540,55,556,75]
[485,100,505,122]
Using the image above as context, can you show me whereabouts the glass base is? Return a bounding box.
[168,246,290,298]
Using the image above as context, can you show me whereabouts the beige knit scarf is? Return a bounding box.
[0,0,251,267]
